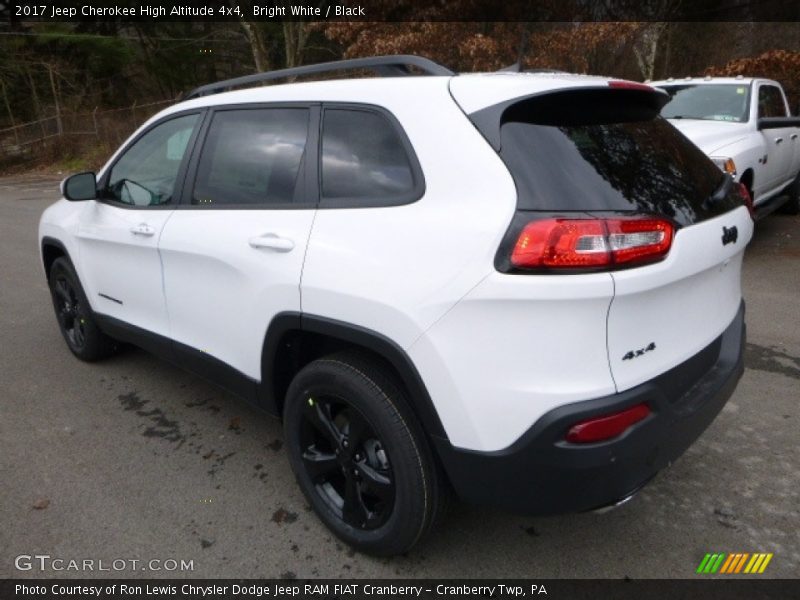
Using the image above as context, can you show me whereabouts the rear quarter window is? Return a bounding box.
[320,108,422,206]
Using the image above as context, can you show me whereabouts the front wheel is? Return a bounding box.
[48,257,117,361]
[283,352,445,556]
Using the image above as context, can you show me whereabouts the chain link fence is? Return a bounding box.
[0,99,176,170]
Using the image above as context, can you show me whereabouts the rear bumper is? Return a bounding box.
[433,301,745,515]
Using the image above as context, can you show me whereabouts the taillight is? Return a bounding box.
[510,217,674,271]
[565,403,651,444]
[737,182,754,219]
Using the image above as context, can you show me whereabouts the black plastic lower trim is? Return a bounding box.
[433,301,746,515]
[754,191,791,220]
[260,312,447,438]
[94,314,259,405]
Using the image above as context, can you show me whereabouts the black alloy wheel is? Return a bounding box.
[48,257,117,361]
[300,394,395,530]
[283,352,446,556]
[52,274,87,350]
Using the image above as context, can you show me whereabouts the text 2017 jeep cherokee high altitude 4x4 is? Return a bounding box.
[39,56,752,556]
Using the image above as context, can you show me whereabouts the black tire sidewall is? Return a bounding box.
[284,357,432,556]
[48,257,112,361]
[788,175,800,214]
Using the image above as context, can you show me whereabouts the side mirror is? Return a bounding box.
[758,116,800,130]
[61,172,97,201]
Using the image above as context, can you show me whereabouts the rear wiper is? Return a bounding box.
[704,175,733,210]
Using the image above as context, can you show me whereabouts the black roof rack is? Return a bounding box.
[183,55,454,100]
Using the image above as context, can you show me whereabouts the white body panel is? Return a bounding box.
[607,207,753,392]
[301,79,516,350]
[409,273,616,451]
[158,210,316,379]
[75,201,174,335]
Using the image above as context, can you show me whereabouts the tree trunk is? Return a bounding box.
[633,23,667,81]
[241,21,271,72]
[26,67,42,120]
[283,22,311,69]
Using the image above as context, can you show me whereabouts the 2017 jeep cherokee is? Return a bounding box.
[39,56,753,556]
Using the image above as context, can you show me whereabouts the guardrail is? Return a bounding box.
[0,99,176,163]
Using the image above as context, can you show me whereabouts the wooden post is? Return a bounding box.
[47,64,63,137]
[0,78,19,145]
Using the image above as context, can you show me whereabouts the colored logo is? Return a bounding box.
[697,552,773,574]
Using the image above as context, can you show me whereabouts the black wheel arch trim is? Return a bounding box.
[41,236,71,281]
[261,312,448,440]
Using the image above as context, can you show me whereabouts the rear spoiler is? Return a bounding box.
[467,83,669,151]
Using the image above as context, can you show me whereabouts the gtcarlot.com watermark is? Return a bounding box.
[14,554,194,572]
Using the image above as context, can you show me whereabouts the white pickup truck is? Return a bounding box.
[651,76,800,216]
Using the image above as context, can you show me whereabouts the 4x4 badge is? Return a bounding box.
[622,342,656,361]
[722,225,738,245]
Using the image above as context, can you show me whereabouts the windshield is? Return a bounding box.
[659,84,750,122]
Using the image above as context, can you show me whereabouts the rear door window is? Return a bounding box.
[191,108,309,206]
[758,85,787,118]
[320,108,418,205]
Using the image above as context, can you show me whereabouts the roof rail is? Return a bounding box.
[183,55,454,100]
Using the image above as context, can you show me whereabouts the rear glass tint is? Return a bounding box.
[495,92,741,225]
[321,108,415,202]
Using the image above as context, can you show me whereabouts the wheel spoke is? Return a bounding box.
[345,408,369,448]
[54,279,71,304]
[357,462,394,500]
[342,472,369,527]
[305,400,343,447]
[301,446,338,481]
[73,322,85,347]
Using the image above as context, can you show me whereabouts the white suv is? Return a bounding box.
[39,56,753,556]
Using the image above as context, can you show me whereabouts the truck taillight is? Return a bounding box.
[510,217,674,271]
[736,182,755,219]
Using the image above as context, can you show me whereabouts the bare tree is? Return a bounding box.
[633,22,669,80]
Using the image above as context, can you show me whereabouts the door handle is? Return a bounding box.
[791,133,798,140]
[248,233,295,252]
[774,137,783,144]
[130,223,155,236]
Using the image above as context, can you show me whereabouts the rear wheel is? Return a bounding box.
[283,352,445,556]
[48,257,117,361]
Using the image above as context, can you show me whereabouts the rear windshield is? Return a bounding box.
[498,98,739,226]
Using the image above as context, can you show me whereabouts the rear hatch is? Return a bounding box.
[451,75,753,392]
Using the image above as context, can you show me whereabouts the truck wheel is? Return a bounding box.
[781,173,800,215]
[283,352,446,556]
[48,257,118,361]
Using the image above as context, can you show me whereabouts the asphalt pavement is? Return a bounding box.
[1,174,798,579]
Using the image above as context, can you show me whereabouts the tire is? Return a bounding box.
[781,173,800,215]
[48,257,117,361]
[283,352,446,556]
